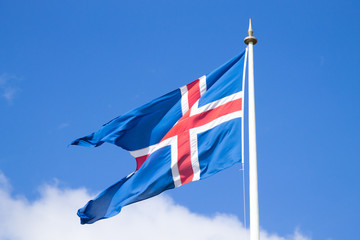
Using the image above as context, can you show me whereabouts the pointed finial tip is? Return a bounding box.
[248,18,253,36]
[244,18,257,45]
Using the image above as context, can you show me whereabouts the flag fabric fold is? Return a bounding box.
[72,50,247,224]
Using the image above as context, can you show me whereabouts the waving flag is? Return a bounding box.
[71,50,248,224]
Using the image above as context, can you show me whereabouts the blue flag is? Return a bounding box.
[71,50,247,224]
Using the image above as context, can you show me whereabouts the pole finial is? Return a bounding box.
[248,18,253,36]
[244,18,257,45]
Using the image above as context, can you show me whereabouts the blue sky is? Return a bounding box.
[1,0,360,239]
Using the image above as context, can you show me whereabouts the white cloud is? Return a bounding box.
[3,87,19,104]
[0,73,21,104]
[0,172,310,240]
[58,123,70,129]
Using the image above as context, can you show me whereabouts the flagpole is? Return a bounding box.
[244,19,259,240]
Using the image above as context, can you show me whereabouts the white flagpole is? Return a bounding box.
[244,19,259,240]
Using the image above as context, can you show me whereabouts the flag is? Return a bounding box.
[71,50,247,224]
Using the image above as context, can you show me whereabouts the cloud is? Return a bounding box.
[0,73,21,104]
[58,123,70,129]
[3,87,19,103]
[0,172,310,240]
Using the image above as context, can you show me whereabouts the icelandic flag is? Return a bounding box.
[71,50,248,224]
